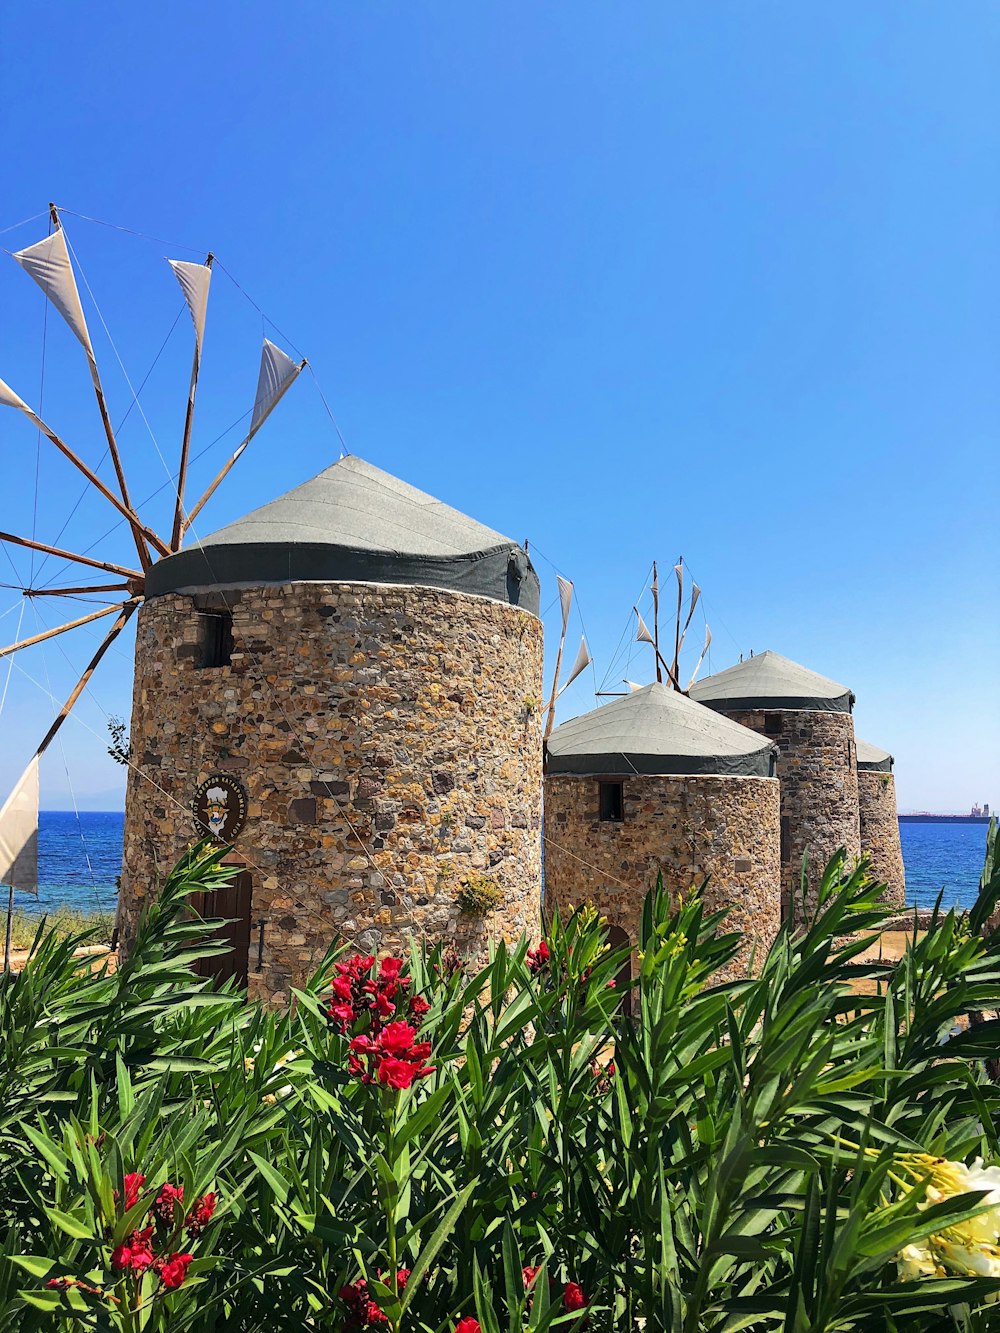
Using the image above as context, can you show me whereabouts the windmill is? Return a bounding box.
[0,204,307,966]
[632,558,712,694]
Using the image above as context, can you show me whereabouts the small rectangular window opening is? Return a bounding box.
[199,611,234,669]
[764,712,784,736]
[599,781,624,823]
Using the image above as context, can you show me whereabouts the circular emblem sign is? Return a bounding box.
[193,774,248,843]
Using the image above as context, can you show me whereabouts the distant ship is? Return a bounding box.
[899,803,992,825]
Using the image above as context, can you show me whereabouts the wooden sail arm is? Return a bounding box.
[35,600,139,756]
[181,443,246,532]
[0,603,125,660]
[653,642,683,692]
[48,205,155,572]
[24,582,132,597]
[543,628,568,742]
[8,401,167,558]
[0,530,142,582]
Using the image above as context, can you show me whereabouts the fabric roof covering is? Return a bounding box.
[689,650,854,714]
[147,455,539,612]
[545,682,777,777]
[857,738,894,772]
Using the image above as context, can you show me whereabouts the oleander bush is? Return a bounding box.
[1,827,999,1331]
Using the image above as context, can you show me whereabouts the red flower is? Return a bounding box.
[378,1021,419,1057]
[46,1277,72,1290]
[523,1265,541,1289]
[454,1321,482,1333]
[563,1281,588,1312]
[153,1181,184,1225]
[526,940,550,974]
[377,1267,410,1291]
[408,995,430,1022]
[157,1252,193,1289]
[373,991,396,1019]
[332,975,354,1000]
[185,1192,216,1236]
[339,1278,390,1328]
[377,1056,421,1090]
[329,1001,356,1028]
[117,1171,145,1212]
[379,957,403,980]
[111,1226,155,1273]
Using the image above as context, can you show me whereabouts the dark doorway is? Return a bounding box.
[191,870,252,990]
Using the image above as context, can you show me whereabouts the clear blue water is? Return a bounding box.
[898,821,989,912]
[8,811,992,918]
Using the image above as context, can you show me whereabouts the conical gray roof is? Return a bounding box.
[857,738,893,772]
[545,682,776,777]
[146,455,539,611]
[689,650,854,714]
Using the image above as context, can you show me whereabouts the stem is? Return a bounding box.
[382,1089,401,1333]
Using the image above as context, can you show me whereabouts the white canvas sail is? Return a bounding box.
[560,636,592,692]
[626,679,644,693]
[556,575,573,634]
[168,259,212,356]
[13,230,94,360]
[0,376,29,412]
[0,756,39,894]
[686,625,713,691]
[635,611,654,645]
[251,339,302,435]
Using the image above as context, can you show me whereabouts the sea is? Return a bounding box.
[11,811,994,918]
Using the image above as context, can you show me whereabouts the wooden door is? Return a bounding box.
[191,871,253,990]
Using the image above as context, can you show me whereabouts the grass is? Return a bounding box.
[5,904,114,951]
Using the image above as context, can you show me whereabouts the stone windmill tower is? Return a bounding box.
[689,651,860,919]
[856,738,905,909]
[543,682,781,978]
[120,455,544,1002]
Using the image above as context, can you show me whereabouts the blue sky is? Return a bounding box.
[0,2,996,813]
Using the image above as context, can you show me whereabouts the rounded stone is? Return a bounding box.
[119,579,543,1001]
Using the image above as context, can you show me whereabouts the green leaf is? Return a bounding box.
[248,1150,292,1204]
[10,1256,55,1277]
[46,1207,93,1240]
[401,1179,479,1312]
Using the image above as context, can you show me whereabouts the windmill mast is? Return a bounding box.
[652,561,662,684]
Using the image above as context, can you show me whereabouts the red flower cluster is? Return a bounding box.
[348,1021,435,1090]
[327,954,430,1033]
[589,1058,616,1096]
[454,1320,481,1333]
[523,1267,589,1319]
[326,954,436,1090]
[526,940,550,974]
[108,1177,215,1290]
[117,1171,145,1212]
[339,1269,409,1329]
[434,948,465,980]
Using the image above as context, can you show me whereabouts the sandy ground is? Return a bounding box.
[5,944,116,976]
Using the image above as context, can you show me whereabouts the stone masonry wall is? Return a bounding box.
[121,581,543,1003]
[543,774,781,979]
[720,709,860,919]
[858,770,906,908]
